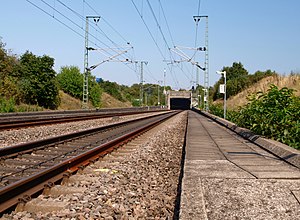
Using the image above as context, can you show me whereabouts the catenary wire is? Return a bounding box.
[25,0,84,39]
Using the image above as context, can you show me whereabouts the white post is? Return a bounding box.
[216,71,226,119]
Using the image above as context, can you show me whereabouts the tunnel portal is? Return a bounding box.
[168,91,191,110]
[170,98,191,110]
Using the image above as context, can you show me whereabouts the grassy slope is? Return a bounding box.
[101,92,132,108]
[225,75,300,110]
[57,91,132,110]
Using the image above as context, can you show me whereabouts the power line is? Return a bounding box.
[197,0,202,16]
[132,0,183,88]
[29,0,108,50]
[130,0,180,88]
[40,0,83,33]
[25,0,84,39]
[158,0,175,47]
[55,0,123,54]
[82,0,137,70]
[146,0,170,50]
[131,0,165,60]
[84,0,129,44]
[56,0,83,21]
[38,0,138,76]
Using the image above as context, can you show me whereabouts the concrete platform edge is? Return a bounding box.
[193,108,300,169]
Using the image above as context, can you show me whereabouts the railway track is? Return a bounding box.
[0,107,166,130]
[0,111,179,214]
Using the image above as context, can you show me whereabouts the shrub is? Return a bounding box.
[235,85,299,149]
[0,97,16,112]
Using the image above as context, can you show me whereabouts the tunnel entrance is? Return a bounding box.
[170,98,191,110]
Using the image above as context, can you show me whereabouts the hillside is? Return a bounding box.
[101,92,132,108]
[58,91,131,110]
[226,74,300,110]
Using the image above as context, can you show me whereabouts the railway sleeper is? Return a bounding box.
[61,174,99,186]
[4,159,36,166]
[16,197,69,213]
[19,154,48,161]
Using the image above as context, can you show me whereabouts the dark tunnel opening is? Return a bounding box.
[170,98,191,110]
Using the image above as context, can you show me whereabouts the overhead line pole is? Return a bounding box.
[82,16,100,109]
[203,16,209,111]
[193,15,209,111]
[163,68,167,107]
[139,61,148,106]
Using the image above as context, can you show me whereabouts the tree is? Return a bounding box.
[57,66,83,99]
[89,75,102,108]
[19,51,60,109]
[98,80,125,102]
[212,62,249,100]
[0,40,21,102]
[222,62,248,80]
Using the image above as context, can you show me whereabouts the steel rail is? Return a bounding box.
[0,106,163,118]
[0,111,171,158]
[0,109,167,131]
[0,111,179,214]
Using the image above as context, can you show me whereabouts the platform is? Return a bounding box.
[179,111,300,220]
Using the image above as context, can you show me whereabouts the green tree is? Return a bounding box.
[19,51,60,109]
[213,62,249,100]
[99,80,126,102]
[57,66,83,99]
[0,40,21,102]
[89,76,102,108]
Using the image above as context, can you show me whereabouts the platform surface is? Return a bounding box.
[179,111,300,220]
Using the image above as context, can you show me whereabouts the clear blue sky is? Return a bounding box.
[1,0,299,90]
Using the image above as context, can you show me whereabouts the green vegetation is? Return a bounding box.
[0,97,15,112]
[212,62,275,101]
[210,85,299,149]
[20,51,60,109]
[56,66,102,108]
[56,66,83,99]
[0,38,105,111]
[98,80,128,102]
[0,40,61,111]
[98,80,170,107]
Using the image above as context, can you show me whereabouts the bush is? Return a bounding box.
[89,81,102,108]
[210,85,299,149]
[0,97,16,112]
[234,85,299,149]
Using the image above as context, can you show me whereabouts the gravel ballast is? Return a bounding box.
[1,112,187,219]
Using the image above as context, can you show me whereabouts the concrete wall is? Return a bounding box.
[167,91,192,110]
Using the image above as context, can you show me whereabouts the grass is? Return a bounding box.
[226,74,300,110]
[58,90,132,110]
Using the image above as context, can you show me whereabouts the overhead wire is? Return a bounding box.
[84,0,129,44]
[25,0,84,39]
[131,0,179,87]
[41,0,138,77]
[131,0,165,60]
[197,0,202,16]
[33,0,110,52]
[158,0,175,47]
[26,0,141,85]
[28,0,131,61]
[138,0,181,87]
[148,0,194,88]
[146,0,170,50]
[55,0,131,60]
[83,0,139,75]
